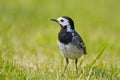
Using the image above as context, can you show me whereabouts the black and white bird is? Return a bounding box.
[51,16,87,76]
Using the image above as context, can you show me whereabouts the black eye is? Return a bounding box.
[61,19,64,22]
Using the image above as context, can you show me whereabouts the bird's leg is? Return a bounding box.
[75,58,78,75]
[61,58,69,77]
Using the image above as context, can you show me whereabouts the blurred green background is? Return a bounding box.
[0,0,120,79]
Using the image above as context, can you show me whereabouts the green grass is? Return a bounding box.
[0,0,120,80]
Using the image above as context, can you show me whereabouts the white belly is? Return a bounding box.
[57,40,83,59]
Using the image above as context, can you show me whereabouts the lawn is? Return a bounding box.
[0,0,120,80]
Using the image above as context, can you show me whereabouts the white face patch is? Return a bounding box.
[57,17,73,32]
[57,17,69,26]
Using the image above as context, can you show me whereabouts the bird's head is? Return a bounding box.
[51,16,75,32]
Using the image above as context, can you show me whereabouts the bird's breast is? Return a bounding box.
[57,40,83,59]
[58,30,73,44]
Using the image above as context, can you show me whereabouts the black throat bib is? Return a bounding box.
[58,29,73,44]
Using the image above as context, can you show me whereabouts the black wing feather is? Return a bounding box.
[72,31,87,54]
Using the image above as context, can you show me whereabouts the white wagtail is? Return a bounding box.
[51,16,87,76]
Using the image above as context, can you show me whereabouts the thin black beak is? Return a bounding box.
[51,19,57,22]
